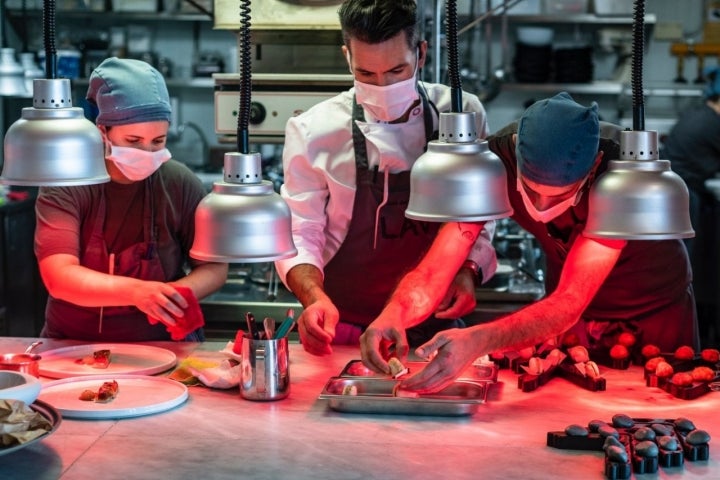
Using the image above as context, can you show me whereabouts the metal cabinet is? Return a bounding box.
[0,192,47,337]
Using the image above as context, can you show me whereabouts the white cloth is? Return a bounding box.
[275,82,497,284]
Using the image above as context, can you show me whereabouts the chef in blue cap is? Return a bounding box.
[34,57,228,341]
[360,92,699,392]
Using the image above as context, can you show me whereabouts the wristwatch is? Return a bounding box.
[461,259,482,287]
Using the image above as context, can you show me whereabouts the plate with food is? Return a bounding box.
[38,343,177,379]
[0,399,62,457]
[37,374,188,419]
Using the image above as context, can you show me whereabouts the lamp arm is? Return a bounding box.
[236,0,252,154]
[631,0,645,131]
[42,0,57,79]
[446,0,462,113]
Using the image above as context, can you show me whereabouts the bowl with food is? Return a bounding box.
[0,371,42,406]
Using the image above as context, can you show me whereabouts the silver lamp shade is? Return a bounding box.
[584,129,694,240]
[1,78,109,186]
[406,111,513,222]
[190,151,297,263]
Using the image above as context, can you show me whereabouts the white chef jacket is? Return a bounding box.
[275,82,498,285]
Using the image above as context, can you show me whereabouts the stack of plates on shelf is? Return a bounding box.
[553,46,594,83]
[513,43,554,83]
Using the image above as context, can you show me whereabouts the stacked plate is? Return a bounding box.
[513,42,554,83]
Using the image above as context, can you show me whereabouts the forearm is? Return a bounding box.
[173,262,228,299]
[285,263,331,308]
[41,259,155,307]
[469,234,626,354]
[381,222,484,328]
[469,290,586,354]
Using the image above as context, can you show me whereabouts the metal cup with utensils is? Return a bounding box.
[240,335,290,401]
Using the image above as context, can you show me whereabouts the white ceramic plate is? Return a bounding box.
[38,374,188,419]
[0,400,62,457]
[38,343,177,379]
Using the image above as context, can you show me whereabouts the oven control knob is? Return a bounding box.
[249,102,267,124]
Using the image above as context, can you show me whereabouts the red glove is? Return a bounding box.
[148,286,205,341]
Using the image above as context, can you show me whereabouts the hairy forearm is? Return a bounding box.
[381,222,484,328]
[285,263,331,308]
[470,290,586,354]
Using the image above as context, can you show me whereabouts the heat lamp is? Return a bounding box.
[1,0,108,186]
[584,0,693,240]
[189,0,297,262]
[405,0,512,222]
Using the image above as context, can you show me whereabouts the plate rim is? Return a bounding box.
[0,399,62,457]
[38,373,188,420]
[38,343,178,379]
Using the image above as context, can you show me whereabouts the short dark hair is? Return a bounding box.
[338,0,419,51]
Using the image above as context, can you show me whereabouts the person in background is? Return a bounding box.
[275,0,497,356]
[662,66,720,348]
[34,57,228,341]
[361,92,699,392]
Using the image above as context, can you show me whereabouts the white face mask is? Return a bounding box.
[108,145,171,181]
[517,176,585,223]
[351,53,420,122]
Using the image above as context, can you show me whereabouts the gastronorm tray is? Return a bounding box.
[319,377,487,416]
[339,359,498,383]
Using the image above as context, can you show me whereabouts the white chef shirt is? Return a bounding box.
[275,82,497,285]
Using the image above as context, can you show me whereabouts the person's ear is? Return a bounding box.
[341,45,351,72]
[417,40,428,69]
[587,151,604,184]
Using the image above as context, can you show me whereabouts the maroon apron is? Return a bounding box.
[323,92,462,345]
[42,177,171,341]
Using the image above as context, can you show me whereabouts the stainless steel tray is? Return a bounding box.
[319,377,487,416]
[339,359,498,383]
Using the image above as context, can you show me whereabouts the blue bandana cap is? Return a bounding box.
[516,92,599,187]
[703,66,720,99]
[86,57,171,126]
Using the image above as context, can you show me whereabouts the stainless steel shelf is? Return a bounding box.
[6,9,212,22]
[502,81,624,95]
[489,13,656,25]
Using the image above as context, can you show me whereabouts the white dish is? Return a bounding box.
[0,400,62,457]
[0,371,42,405]
[38,374,188,419]
[38,343,177,379]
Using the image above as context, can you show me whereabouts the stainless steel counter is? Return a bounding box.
[1,337,718,480]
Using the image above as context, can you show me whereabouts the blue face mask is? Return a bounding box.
[107,145,171,181]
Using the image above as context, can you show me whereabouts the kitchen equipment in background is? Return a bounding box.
[0,48,28,96]
[214,0,341,30]
[38,49,81,79]
[542,0,588,14]
[19,52,43,94]
[214,73,352,141]
[513,42,553,83]
[193,52,224,77]
[516,26,554,46]
[553,45,594,83]
[593,0,635,16]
